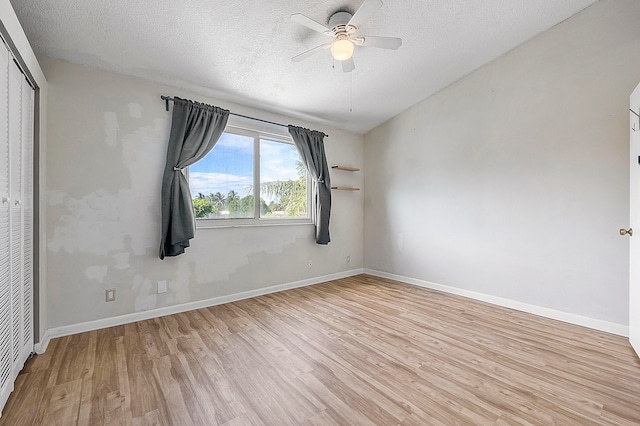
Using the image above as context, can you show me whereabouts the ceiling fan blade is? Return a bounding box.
[356,36,402,50]
[348,0,383,28]
[342,57,355,73]
[292,43,332,62]
[291,13,331,35]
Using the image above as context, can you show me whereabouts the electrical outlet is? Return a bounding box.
[105,288,116,302]
[308,260,313,269]
[157,280,167,294]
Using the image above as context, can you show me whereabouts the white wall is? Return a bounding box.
[0,0,47,346]
[364,0,640,327]
[42,58,364,331]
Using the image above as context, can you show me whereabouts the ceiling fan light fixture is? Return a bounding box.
[331,39,354,61]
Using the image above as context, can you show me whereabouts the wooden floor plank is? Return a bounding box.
[1,274,639,425]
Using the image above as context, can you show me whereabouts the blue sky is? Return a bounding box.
[189,132,302,200]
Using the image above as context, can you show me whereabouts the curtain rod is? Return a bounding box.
[160,95,328,137]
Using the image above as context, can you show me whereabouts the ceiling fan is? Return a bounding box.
[291,0,402,73]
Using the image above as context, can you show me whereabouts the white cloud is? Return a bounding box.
[189,172,253,197]
[260,141,302,182]
[216,133,254,154]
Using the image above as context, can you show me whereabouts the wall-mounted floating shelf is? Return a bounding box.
[331,165,360,191]
[331,186,360,191]
[331,165,360,172]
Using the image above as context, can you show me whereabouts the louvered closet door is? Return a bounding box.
[8,51,23,374]
[0,40,34,414]
[0,41,11,411]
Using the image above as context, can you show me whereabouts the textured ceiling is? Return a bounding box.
[11,0,598,134]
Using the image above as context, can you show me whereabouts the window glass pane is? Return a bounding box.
[260,139,307,218]
[189,132,254,219]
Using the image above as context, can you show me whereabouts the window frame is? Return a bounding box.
[190,117,312,229]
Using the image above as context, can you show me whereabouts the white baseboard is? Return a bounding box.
[34,329,51,354]
[364,269,629,337]
[40,267,626,353]
[43,268,365,346]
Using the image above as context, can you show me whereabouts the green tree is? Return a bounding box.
[261,161,307,217]
[193,197,214,218]
[227,190,241,215]
[239,195,254,213]
[211,192,225,210]
[260,198,271,216]
[227,190,239,204]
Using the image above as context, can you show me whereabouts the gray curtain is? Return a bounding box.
[288,125,331,245]
[159,97,229,259]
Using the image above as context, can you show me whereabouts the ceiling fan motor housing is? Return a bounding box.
[328,11,355,39]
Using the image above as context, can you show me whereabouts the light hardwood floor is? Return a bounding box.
[1,274,639,425]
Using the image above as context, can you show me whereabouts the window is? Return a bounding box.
[188,124,310,227]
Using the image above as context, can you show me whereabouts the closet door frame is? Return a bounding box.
[0,33,11,415]
[0,27,38,414]
[0,27,39,346]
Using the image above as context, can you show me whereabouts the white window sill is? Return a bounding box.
[196,219,313,229]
